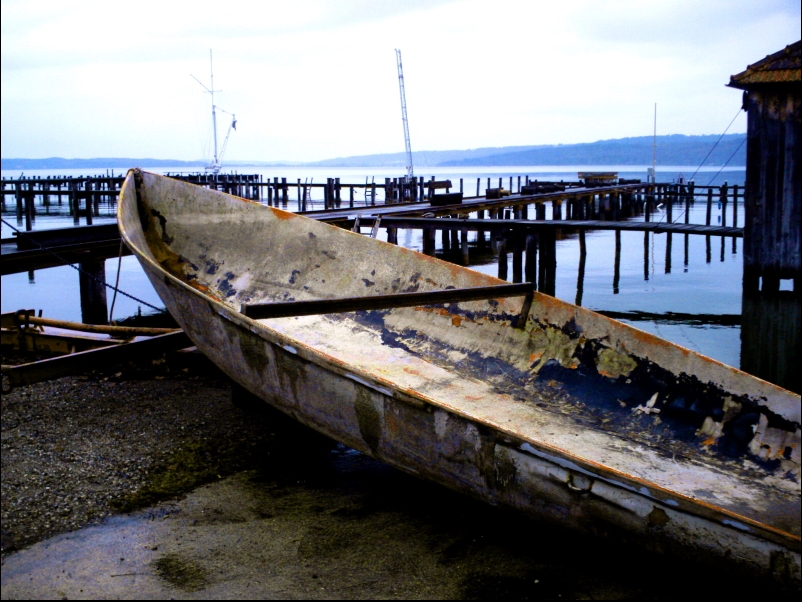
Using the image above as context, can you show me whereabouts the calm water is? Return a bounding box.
[2,165,750,370]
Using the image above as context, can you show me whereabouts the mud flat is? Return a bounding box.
[1,358,796,599]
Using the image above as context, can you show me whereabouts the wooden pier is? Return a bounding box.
[3,175,745,326]
[2,172,743,230]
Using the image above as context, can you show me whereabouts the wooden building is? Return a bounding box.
[728,40,801,291]
[731,41,801,393]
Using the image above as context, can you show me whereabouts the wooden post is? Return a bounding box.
[576,232,586,306]
[732,183,738,227]
[665,232,673,274]
[497,232,508,281]
[741,291,801,393]
[71,181,80,225]
[684,233,690,270]
[476,178,480,197]
[643,232,650,281]
[13,183,22,221]
[79,260,108,325]
[335,177,341,208]
[525,233,537,287]
[538,228,556,296]
[24,185,33,231]
[422,226,435,256]
[512,231,523,283]
[613,230,621,294]
[92,179,100,217]
[685,189,691,224]
[461,229,470,265]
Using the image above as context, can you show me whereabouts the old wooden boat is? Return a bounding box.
[119,170,800,584]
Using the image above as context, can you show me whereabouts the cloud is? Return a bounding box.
[1,0,798,160]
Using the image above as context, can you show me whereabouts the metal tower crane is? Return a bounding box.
[395,49,414,184]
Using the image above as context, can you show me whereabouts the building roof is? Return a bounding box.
[728,40,801,89]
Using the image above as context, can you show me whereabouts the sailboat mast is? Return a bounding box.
[210,50,219,170]
[651,103,657,182]
[395,49,414,182]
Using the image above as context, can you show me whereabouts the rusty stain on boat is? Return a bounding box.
[120,170,801,585]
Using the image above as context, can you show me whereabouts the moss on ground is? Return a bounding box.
[112,436,266,512]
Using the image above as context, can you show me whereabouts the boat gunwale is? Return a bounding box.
[117,169,801,551]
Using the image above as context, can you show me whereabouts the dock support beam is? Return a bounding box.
[538,229,556,296]
[79,260,108,325]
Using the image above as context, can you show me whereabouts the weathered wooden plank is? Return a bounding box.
[1,331,192,389]
[0,240,130,276]
[350,217,743,237]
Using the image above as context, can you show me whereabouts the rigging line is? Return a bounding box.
[687,107,743,184]
[670,108,745,225]
[704,137,746,187]
[108,239,125,324]
[2,218,162,312]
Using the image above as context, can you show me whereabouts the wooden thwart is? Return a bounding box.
[242,282,535,326]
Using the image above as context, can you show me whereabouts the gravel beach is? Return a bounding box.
[2,352,798,599]
[1,352,279,555]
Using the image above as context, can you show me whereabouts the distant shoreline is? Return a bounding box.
[2,133,746,171]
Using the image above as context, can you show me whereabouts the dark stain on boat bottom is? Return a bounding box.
[355,387,382,454]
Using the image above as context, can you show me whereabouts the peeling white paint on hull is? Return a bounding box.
[119,170,801,585]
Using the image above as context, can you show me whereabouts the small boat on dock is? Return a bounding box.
[119,169,800,584]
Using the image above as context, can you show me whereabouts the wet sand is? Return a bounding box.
[1,357,796,599]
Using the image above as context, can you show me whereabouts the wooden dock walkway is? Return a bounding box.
[345,216,742,237]
[2,175,746,321]
[2,200,741,277]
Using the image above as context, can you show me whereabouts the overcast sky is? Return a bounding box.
[1,0,799,163]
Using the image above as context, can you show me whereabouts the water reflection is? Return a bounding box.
[741,290,801,394]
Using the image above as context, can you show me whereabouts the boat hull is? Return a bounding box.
[119,170,801,584]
